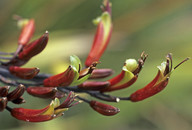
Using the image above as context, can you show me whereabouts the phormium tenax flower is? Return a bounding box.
[3,31,49,67]
[0,0,190,121]
[85,0,112,67]
[100,52,147,92]
[43,55,97,87]
[18,31,49,61]
[10,91,79,122]
[130,54,190,102]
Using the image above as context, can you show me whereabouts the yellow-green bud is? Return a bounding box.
[124,59,138,72]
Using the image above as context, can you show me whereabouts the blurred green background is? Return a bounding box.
[0,0,192,130]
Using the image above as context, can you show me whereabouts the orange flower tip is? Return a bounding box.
[18,18,35,46]
[90,100,120,116]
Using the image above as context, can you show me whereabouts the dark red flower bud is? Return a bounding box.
[18,19,35,46]
[78,81,110,90]
[89,69,113,79]
[7,84,25,101]
[43,66,75,87]
[18,31,49,60]
[9,66,40,79]
[0,97,8,111]
[0,86,10,97]
[11,106,52,122]
[89,100,120,116]
[27,87,58,99]
[11,92,78,122]
[12,97,25,104]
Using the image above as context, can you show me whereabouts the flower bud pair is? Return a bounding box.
[0,85,26,111]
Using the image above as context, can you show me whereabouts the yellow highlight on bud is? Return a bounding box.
[124,59,138,72]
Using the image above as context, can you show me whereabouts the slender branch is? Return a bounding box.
[0,52,14,55]
[6,106,12,112]
[0,65,131,103]
[0,57,13,60]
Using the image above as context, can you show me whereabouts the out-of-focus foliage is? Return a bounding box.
[0,0,192,129]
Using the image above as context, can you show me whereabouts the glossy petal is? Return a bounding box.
[90,100,120,116]
[9,66,40,79]
[89,69,113,79]
[43,66,75,87]
[11,92,78,122]
[18,31,49,61]
[18,19,35,46]
[27,87,58,99]
[7,84,25,101]
[85,11,112,67]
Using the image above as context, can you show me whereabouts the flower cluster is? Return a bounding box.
[0,0,189,122]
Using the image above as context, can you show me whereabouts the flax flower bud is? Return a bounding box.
[130,54,189,102]
[101,52,147,92]
[18,19,35,46]
[7,84,25,101]
[89,100,120,116]
[9,66,39,79]
[11,92,78,122]
[27,87,62,99]
[18,31,49,61]
[85,1,112,67]
[89,69,113,79]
